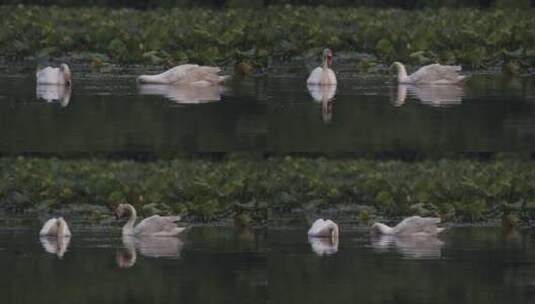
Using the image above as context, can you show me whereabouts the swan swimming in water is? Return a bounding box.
[39,217,71,238]
[371,216,445,236]
[137,64,229,86]
[391,62,465,85]
[308,218,339,239]
[115,203,186,237]
[36,63,72,86]
[307,48,337,86]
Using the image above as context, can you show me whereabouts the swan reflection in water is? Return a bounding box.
[308,236,339,256]
[40,236,71,258]
[393,84,464,107]
[138,84,224,104]
[307,84,336,123]
[36,84,72,107]
[116,236,184,268]
[371,234,444,259]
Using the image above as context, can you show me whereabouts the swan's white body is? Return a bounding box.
[371,216,444,236]
[308,219,339,239]
[36,84,72,107]
[36,64,72,85]
[307,67,337,85]
[392,62,465,85]
[394,84,464,107]
[116,203,186,237]
[39,217,72,238]
[307,48,337,85]
[138,84,223,103]
[137,64,228,86]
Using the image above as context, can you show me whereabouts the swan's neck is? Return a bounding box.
[57,220,65,239]
[396,63,409,83]
[322,56,332,70]
[372,223,394,235]
[138,75,162,84]
[327,221,339,240]
[123,206,137,236]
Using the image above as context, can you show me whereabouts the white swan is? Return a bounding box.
[307,48,337,85]
[391,62,465,84]
[36,84,72,107]
[138,84,223,103]
[371,216,445,236]
[39,217,72,238]
[115,203,186,237]
[36,63,72,85]
[308,218,339,239]
[394,84,464,107]
[137,64,229,86]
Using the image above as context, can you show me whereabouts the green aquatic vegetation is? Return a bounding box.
[0,6,534,71]
[2,157,535,224]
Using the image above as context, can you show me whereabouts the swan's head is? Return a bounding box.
[322,48,333,67]
[115,203,135,219]
[390,61,404,71]
[60,63,72,86]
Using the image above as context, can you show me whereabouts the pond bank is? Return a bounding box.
[1,6,534,74]
[1,157,535,227]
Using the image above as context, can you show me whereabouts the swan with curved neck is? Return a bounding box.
[307,48,337,85]
[308,218,339,240]
[116,203,186,237]
[391,62,465,85]
[36,63,72,86]
[371,216,445,236]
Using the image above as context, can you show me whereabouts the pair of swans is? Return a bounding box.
[39,204,185,238]
[307,216,445,256]
[36,63,229,104]
[308,216,444,238]
[306,49,465,86]
[39,203,186,258]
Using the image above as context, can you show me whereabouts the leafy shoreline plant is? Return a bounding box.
[1,6,534,72]
[1,157,535,225]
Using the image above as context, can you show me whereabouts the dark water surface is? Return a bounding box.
[1,72,535,154]
[1,220,535,304]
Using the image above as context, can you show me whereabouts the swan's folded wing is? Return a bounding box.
[394,216,441,235]
[410,64,463,83]
[134,215,181,235]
